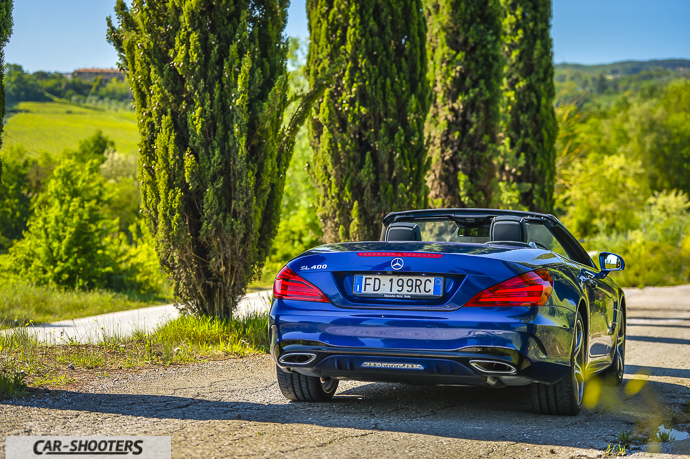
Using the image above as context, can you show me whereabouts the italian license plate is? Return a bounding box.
[353,274,444,298]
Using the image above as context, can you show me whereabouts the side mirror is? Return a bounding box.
[597,252,625,278]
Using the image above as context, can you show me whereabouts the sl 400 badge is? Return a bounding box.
[300,264,328,271]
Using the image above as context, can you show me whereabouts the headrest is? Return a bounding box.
[385,222,422,242]
[490,216,526,243]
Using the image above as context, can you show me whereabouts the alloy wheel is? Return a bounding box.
[573,318,585,405]
[615,315,626,380]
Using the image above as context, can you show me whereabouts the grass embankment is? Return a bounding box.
[0,279,169,327]
[2,101,138,157]
[0,312,270,398]
[0,251,171,327]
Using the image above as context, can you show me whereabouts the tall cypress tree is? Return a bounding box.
[500,0,557,212]
[425,0,503,208]
[307,0,429,242]
[0,0,12,181]
[108,0,307,317]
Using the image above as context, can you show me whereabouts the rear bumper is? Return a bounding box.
[269,299,576,386]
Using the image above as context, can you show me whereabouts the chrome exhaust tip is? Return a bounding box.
[469,359,517,375]
[278,353,317,365]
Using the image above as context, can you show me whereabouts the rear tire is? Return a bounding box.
[531,311,585,415]
[601,306,626,386]
[276,365,339,402]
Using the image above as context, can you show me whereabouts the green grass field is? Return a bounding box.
[2,101,139,157]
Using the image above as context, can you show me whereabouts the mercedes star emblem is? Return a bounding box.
[391,257,404,270]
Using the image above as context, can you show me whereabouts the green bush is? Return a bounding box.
[586,190,690,287]
[111,221,166,295]
[594,239,688,287]
[8,157,164,295]
[0,145,33,252]
[9,158,119,290]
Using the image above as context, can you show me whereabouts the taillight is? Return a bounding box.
[273,266,330,303]
[465,269,553,307]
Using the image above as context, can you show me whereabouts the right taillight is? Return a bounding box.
[273,266,330,303]
[465,269,553,307]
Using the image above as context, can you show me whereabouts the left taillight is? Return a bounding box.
[465,268,553,307]
[273,266,330,303]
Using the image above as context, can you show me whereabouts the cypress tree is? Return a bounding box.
[500,0,557,212]
[0,0,12,180]
[307,0,429,242]
[425,0,503,208]
[108,0,307,317]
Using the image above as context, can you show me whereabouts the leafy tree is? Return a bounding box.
[9,159,119,290]
[0,145,32,252]
[595,73,608,94]
[307,0,429,242]
[63,129,114,166]
[425,0,503,208]
[632,81,690,194]
[108,0,313,316]
[0,0,12,180]
[500,0,557,212]
[264,39,323,278]
[4,64,48,105]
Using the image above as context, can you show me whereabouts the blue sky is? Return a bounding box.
[6,0,690,73]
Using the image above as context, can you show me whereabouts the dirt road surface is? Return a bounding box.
[3,285,690,458]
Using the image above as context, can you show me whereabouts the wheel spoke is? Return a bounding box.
[574,362,584,383]
[616,330,625,377]
[575,333,582,355]
[573,319,585,404]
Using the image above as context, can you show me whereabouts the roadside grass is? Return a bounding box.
[0,367,28,399]
[2,101,138,158]
[603,443,627,456]
[0,277,171,328]
[0,312,269,397]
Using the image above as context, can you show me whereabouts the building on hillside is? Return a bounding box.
[72,68,123,83]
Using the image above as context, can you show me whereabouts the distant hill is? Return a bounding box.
[555,59,690,76]
[553,59,690,106]
[1,102,138,158]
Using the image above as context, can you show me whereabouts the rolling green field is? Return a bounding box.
[2,102,139,157]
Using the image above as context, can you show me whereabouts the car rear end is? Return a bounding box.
[269,241,578,388]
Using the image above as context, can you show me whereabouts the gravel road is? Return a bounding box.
[3,285,690,458]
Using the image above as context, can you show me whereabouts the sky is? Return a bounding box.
[6,0,690,73]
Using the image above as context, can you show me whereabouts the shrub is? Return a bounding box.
[9,158,119,290]
[586,190,690,287]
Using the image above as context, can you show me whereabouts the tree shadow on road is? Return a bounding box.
[4,376,687,451]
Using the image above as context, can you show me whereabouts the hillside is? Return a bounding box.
[553,59,690,107]
[555,58,690,76]
[1,59,687,158]
[1,101,138,157]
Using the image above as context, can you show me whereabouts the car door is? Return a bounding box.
[583,268,616,361]
[546,225,616,369]
[527,222,614,367]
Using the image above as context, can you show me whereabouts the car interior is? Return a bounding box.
[382,216,595,268]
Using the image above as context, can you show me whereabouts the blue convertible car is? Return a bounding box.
[269,209,626,415]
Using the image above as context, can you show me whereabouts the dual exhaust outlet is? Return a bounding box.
[277,354,517,376]
[469,359,517,375]
[278,353,316,365]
